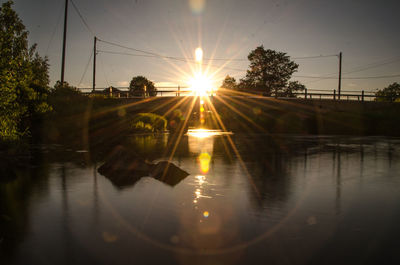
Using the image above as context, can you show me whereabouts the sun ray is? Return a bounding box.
[203,96,261,200]
[145,96,183,114]
[90,97,160,119]
[218,94,277,120]
[160,96,192,118]
[201,98,234,162]
[214,95,268,132]
[159,96,198,182]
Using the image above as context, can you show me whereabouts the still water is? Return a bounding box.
[1,133,400,265]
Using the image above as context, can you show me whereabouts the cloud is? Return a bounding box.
[155,81,179,88]
[117,81,129,87]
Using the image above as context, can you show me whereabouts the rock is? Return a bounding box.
[98,145,152,188]
[98,146,189,188]
[150,161,189,187]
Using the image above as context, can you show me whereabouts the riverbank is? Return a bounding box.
[4,95,395,155]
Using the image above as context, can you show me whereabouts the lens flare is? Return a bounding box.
[195,47,203,63]
[188,72,213,96]
[189,0,206,14]
[199,152,211,174]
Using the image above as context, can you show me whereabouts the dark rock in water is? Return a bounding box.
[98,145,152,188]
[98,146,189,188]
[150,161,189,186]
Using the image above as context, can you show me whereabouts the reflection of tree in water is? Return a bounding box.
[0,145,100,261]
[0,149,50,260]
[235,135,316,209]
[246,150,292,209]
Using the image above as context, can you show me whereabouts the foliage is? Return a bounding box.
[47,81,87,118]
[282,81,306,97]
[239,45,298,96]
[375,82,400,102]
[51,81,80,97]
[131,113,167,133]
[129,76,157,97]
[0,1,51,141]
[220,75,237,90]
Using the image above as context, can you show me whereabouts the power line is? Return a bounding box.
[70,0,95,36]
[98,38,337,62]
[343,57,400,75]
[302,56,400,85]
[45,2,64,56]
[294,74,400,80]
[98,50,163,59]
[292,54,338,60]
[78,49,93,86]
[97,39,400,81]
[97,47,245,71]
[342,74,400,80]
[98,53,110,87]
[98,46,399,80]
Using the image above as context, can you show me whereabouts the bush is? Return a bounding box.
[131,113,167,133]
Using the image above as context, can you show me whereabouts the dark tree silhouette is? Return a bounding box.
[375,82,400,102]
[220,75,237,90]
[239,45,298,96]
[283,81,306,98]
[129,76,157,97]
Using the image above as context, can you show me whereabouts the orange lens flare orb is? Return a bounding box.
[199,152,211,174]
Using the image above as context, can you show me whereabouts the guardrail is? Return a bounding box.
[79,87,395,102]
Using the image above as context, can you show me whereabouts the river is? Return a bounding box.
[1,133,399,265]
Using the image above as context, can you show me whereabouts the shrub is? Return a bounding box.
[131,113,167,133]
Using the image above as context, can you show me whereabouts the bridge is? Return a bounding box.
[78,86,387,102]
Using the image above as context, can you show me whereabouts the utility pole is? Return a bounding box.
[93,36,97,92]
[61,0,69,84]
[338,52,342,100]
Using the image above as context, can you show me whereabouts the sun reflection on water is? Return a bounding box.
[187,128,231,138]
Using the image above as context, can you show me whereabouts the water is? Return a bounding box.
[1,134,400,265]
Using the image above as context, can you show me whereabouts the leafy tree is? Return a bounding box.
[129,76,157,97]
[0,1,51,141]
[375,82,400,102]
[239,45,298,96]
[220,75,237,90]
[283,81,306,98]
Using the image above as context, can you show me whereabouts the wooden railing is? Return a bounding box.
[79,87,394,102]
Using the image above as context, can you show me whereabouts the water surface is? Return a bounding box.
[1,134,400,265]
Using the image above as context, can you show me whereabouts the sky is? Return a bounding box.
[6,0,400,92]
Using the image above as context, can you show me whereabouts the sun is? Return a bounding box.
[188,72,214,96]
[185,47,217,96]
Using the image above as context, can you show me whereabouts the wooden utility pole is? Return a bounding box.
[93,36,97,92]
[338,52,342,100]
[61,0,69,84]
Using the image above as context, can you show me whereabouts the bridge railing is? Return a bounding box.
[78,87,393,102]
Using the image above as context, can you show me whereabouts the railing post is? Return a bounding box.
[362,90,364,102]
[305,88,307,99]
[178,85,180,97]
[334,89,336,100]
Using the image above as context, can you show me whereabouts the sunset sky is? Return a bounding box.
[8,0,400,92]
